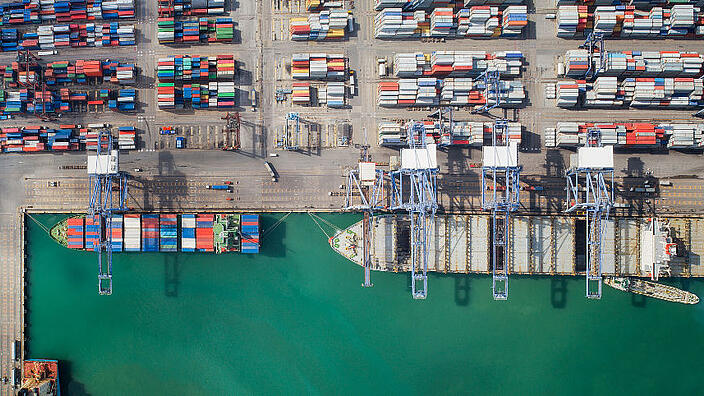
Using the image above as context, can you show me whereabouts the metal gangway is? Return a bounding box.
[344,128,385,287]
[565,128,614,299]
[481,119,521,300]
[390,121,438,299]
[87,131,127,295]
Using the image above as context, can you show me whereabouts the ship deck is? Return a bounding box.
[332,215,704,278]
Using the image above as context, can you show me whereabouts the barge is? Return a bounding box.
[19,359,60,396]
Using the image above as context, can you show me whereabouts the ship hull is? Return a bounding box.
[605,277,699,304]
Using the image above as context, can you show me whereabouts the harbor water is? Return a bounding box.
[26,213,704,395]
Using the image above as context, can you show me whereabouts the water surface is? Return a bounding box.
[27,214,704,395]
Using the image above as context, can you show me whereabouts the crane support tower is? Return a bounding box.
[222,112,241,150]
[579,32,606,80]
[344,128,385,287]
[390,121,438,299]
[87,131,128,295]
[474,70,501,114]
[430,107,454,147]
[565,128,614,299]
[481,119,521,300]
[16,50,51,121]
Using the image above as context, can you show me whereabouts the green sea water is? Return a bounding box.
[26,213,704,396]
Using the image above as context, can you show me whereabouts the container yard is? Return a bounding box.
[4,0,704,392]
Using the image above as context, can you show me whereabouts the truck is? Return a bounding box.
[176,136,185,149]
[251,89,257,111]
[378,58,387,77]
[264,161,277,182]
[207,185,231,191]
[159,126,176,135]
[348,70,356,96]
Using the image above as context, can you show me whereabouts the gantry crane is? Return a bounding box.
[565,128,614,299]
[222,112,241,150]
[87,131,128,295]
[430,107,454,147]
[474,70,501,114]
[16,50,52,121]
[390,121,438,299]
[281,112,300,150]
[481,119,521,300]
[344,128,385,287]
[579,32,606,80]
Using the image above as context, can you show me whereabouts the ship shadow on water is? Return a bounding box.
[454,276,470,306]
[59,361,91,396]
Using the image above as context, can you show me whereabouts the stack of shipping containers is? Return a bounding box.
[141,214,159,252]
[84,215,100,252]
[181,214,196,252]
[123,214,140,252]
[393,51,523,78]
[196,214,214,252]
[240,214,260,254]
[159,214,178,252]
[545,122,704,149]
[156,55,236,109]
[66,217,84,250]
[110,215,123,252]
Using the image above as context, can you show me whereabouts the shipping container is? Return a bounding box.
[141,214,159,252]
[160,214,178,252]
[123,213,140,251]
[240,214,260,253]
[181,214,196,252]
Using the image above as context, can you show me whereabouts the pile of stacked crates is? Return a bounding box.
[181,214,196,252]
[563,49,704,78]
[107,88,136,111]
[557,4,704,38]
[123,214,140,251]
[158,17,234,44]
[141,214,159,252]
[196,214,214,252]
[110,215,123,252]
[322,82,345,107]
[290,9,350,40]
[159,214,178,252]
[291,53,346,80]
[0,0,135,24]
[117,126,136,150]
[377,77,525,107]
[0,126,82,153]
[8,22,137,51]
[545,122,704,149]
[156,55,236,109]
[240,214,260,253]
[378,119,521,147]
[393,51,523,77]
[66,217,84,249]
[292,82,311,105]
[375,5,528,38]
[84,215,100,252]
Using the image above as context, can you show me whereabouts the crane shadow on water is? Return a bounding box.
[164,254,180,298]
[550,277,568,308]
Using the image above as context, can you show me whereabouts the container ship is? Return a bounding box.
[19,359,60,396]
[49,213,260,253]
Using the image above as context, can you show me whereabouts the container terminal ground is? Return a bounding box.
[2,0,704,392]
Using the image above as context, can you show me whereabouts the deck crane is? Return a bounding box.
[344,128,385,287]
[222,112,241,150]
[565,128,614,299]
[474,69,501,114]
[390,121,438,299]
[282,112,300,150]
[87,131,128,295]
[579,31,606,80]
[481,119,521,300]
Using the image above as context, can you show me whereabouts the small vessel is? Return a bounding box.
[20,359,60,396]
[605,276,699,305]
